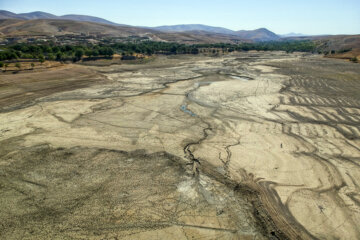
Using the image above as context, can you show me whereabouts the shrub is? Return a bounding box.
[47,53,55,61]
[56,52,63,61]
[350,57,358,63]
[15,62,21,69]
[39,54,45,64]
[338,48,351,53]
[75,49,84,61]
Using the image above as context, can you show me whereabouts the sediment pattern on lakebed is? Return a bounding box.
[0,52,359,239]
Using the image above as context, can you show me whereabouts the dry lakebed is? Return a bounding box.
[0,52,360,239]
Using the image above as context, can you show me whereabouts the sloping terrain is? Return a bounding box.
[236,28,280,41]
[17,11,57,20]
[0,64,102,112]
[0,19,153,36]
[0,10,119,26]
[286,34,360,59]
[0,53,359,239]
[0,10,22,19]
[0,11,281,41]
[0,19,249,43]
[152,24,236,35]
[60,14,122,26]
[152,25,280,41]
[319,35,360,59]
[280,32,306,37]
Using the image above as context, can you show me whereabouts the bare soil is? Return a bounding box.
[0,52,359,239]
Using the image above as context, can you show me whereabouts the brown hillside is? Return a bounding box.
[0,19,247,44]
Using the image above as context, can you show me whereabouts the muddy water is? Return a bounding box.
[180,104,196,117]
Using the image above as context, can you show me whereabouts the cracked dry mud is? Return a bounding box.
[0,52,360,239]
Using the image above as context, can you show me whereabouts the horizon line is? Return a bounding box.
[1,9,359,36]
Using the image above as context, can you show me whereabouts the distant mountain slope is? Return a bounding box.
[0,10,22,19]
[0,19,249,44]
[280,32,307,37]
[0,10,120,26]
[60,14,121,26]
[0,10,298,42]
[17,11,57,20]
[236,28,280,41]
[152,24,236,35]
[290,35,360,58]
[153,24,279,41]
[0,19,149,36]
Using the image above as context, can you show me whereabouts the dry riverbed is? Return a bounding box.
[0,52,359,239]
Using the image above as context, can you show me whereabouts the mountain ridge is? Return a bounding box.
[235,28,280,41]
[150,25,280,41]
[0,10,120,26]
[0,18,252,44]
[280,32,307,37]
[0,10,279,41]
[151,24,236,35]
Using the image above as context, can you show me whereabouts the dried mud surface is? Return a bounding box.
[0,52,359,239]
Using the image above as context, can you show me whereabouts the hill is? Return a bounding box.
[0,10,120,26]
[0,19,153,36]
[1,10,358,50]
[152,24,236,35]
[235,28,280,41]
[281,34,360,59]
[0,19,249,44]
[0,10,22,19]
[0,11,282,42]
[59,14,122,26]
[280,32,307,37]
[17,11,58,20]
[153,25,280,41]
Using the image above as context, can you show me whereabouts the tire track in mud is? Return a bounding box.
[239,77,318,239]
[84,58,360,238]
[181,57,360,239]
[178,63,304,239]
[4,55,359,239]
[181,70,248,177]
[264,60,360,239]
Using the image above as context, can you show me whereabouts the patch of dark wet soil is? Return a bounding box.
[0,143,285,239]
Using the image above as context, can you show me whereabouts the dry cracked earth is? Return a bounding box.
[0,52,360,239]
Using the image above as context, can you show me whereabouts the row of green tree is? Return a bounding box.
[0,40,318,62]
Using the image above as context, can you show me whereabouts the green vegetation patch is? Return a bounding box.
[0,40,317,62]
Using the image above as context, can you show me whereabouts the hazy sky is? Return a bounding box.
[1,0,359,35]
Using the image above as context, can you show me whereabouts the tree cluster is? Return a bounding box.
[0,40,318,62]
